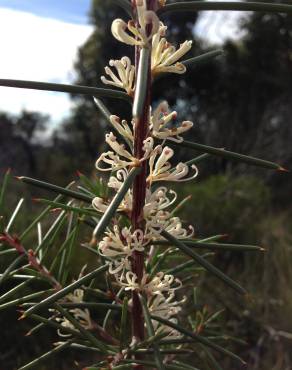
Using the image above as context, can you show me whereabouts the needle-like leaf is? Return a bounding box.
[170,140,285,170]
[93,97,132,148]
[0,255,26,286]
[20,181,75,240]
[18,340,72,370]
[93,97,112,123]
[200,344,223,370]
[0,248,17,256]
[151,315,245,364]
[49,227,77,275]
[5,198,24,233]
[35,198,98,217]
[22,302,122,313]
[159,1,292,15]
[182,50,223,68]
[0,168,11,214]
[0,289,53,311]
[133,47,150,118]
[185,153,211,167]
[22,264,108,318]
[139,294,165,370]
[0,79,131,102]
[18,177,92,203]
[54,303,109,352]
[119,297,129,351]
[154,239,263,252]
[160,230,247,295]
[165,259,196,275]
[0,277,35,304]
[93,167,141,237]
[36,208,68,256]
[113,0,132,16]
[29,313,82,337]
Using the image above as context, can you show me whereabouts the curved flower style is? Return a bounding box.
[147,146,199,183]
[109,115,134,143]
[111,1,159,47]
[145,272,182,296]
[146,212,195,240]
[96,133,155,171]
[148,293,186,337]
[151,101,193,142]
[152,22,192,75]
[117,271,182,294]
[144,186,177,219]
[101,57,135,96]
[93,169,133,214]
[99,226,145,274]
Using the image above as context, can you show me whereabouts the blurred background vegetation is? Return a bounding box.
[1,0,292,369]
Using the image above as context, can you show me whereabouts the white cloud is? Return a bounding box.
[0,7,93,123]
[195,10,246,45]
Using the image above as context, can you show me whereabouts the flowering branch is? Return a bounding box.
[1,1,289,369]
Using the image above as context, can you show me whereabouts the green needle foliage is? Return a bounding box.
[0,79,131,102]
[0,1,288,370]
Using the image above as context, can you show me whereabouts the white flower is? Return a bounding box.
[148,292,186,337]
[147,146,199,183]
[117,271,181,295]
[163,216,194,239]
[106,132,135,160]
[99,226,145,274]
[96,151,133,172]
[155,317,182,338]
[144,186,177,220]
[145,208,194,240]
[144,272,182,296]
[99,226,144,258]
[151,101,193,142]
[148,146,172,181]
[55,289,92,337]
[152,22,192,75]
[95,134,155,172]
[93,169,133,213]
[101,57,135,96]
[148,292,184,318]
[147,283,186,338]
[167,162,199,182]
[118,271,141,291]
[111,3,159,47]
[95,132,138,171]
[109,115,134,143]
[92,197,108,213]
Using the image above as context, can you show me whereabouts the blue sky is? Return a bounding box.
[0,2,93,123]
[0,0,91,24]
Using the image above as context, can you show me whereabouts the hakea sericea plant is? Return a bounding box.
[0,1,291,369]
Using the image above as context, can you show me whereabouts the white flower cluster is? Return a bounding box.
[152,22,192,75]
[60,1,197,339]
[102,4,192,95]
[101,57,135,97]
[151,101,193,142]
[93,0,197,337]
[111,1,160,47]
[119,271,185,337]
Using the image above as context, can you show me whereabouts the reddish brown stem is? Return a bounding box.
[130,0,157,347]
[0,232,61,289]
